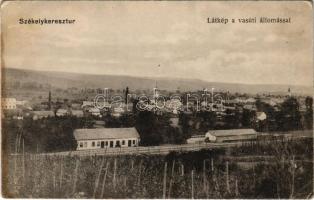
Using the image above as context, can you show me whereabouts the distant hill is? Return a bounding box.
[2,68,313,95]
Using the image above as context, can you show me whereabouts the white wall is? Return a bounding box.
[77,138,140,150]
[2,98,17,109]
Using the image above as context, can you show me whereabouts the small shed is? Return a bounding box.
[186,135,205,144]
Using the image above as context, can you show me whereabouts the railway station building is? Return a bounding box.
[74,127,140,150]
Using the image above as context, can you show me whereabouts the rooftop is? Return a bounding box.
[32,110,54,116]
[73,127,140,140]
[205,129,257,137]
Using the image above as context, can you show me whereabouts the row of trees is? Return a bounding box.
[255,97,313,132]
[2,116,84,153]
[2,96,312,153]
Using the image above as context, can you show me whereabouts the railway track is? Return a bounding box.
[10,132,312,157]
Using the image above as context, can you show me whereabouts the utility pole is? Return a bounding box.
[48,91,52,110]
[211,87,215,111]
[154,64,161,111]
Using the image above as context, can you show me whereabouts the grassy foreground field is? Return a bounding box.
[3,138,313,198]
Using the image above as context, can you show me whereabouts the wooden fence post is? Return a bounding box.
[226,161,230,193]
[191,170,194,199]
[59,156,63,190]
[123,176,127,188]
[100,162,109,198]
[131,159,134,171]
[290,155,295,198]
[22,138,25,186]
[235,178,239,197]
[162,162,167,199]
[53,161,56,197]
[72,159,80,196]
[93,157,105,198]
[213,173,220,196]
[137,159,143,185]
[113,158,117,190]
[168,160,175,198]
[13,135,18,187]
[203,160,206,191]
[17,133,22,153]
[253,163,256,192]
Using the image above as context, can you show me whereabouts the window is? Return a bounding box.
[92,141,95,147]
[97,141,100,147]
[133,140,135,144]
[122,140,125,145]
[84,142,87,148]
[105,141,108,146]
[79,142,83,148]
[110,141,114,147]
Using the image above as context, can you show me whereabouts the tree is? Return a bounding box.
[197,111,217,131]
[135,111,162,146]
[179,113,192,138]
[277,97,301,131]
[304,96,313,129]
[242,109,255,128]
[255,99,277,131]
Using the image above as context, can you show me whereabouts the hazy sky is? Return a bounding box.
[2,1,313,86]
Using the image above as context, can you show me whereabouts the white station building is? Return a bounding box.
[74,127,140,150]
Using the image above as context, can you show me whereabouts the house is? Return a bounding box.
[82,101,94,108]
[32,111,55,120]
[16,100,27,106]
[71,103,82,110]
[2,98,17,110]
[56,109,69,117]
[88,107,101,117]
[13,116,24,120]
[256,112,267,121]
[71,110,84,117]
[73,127,140,150]
[111,107,125,117]
[245,98,256,104]
[234,97,246,104]
[166,99,183,112]
[224,99,238,105]
[243,104,257,111]
[205,129,257,143]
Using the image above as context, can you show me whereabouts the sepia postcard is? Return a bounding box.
[1,0,313,199]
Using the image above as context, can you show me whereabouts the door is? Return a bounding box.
[110,141,114,148]
[101,141,105,148]
[128,140,131,147]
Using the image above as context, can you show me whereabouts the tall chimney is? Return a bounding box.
[125,87,129,104]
